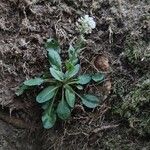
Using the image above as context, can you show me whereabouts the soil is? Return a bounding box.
[0,0,149,150]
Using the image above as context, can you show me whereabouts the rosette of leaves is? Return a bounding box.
[16,38,105,129]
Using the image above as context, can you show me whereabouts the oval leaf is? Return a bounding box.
[50,68,64,81]
[24,78,44,86]
[56,100,71,120]
[68,44,76,57]
[68,45,78,64]
[45,38,60,52]
[48,50,62,70]
[76,85,83,90]
[77,74,91,85]
[65,61,74,71]
[36,86,57,103]
[66,64,80,78]
[15,84,29,96]
[82,94,100,108]
[65,88,75,107]
[92,72,105,82]
[42,112,56,129]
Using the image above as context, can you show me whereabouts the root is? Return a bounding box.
[0,111,36,129]
[91,124,119,134]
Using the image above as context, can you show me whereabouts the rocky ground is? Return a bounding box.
[0,0,149,149]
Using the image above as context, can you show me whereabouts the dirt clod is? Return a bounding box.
[94,55,110,72]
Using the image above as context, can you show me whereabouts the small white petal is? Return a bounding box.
[77,15,96,34]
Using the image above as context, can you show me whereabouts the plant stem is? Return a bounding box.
[44,79,56,83]
[67,81,78,85]
[47,88,59,115]
[62,86,64,102]
[66,85,83,100]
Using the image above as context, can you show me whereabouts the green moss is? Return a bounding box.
[125,36,150,64]
[99,127,150,150]
[115,75,150,135]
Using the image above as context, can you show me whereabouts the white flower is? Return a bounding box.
[77,15,96,34]
[84,15,96,29]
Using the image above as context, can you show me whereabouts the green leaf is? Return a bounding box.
[24,78,44,86]
[65,64,80,78]
[68,44,76,57]
[57,100,71,120]
[42,112,56,129]
[36,86,57,103]
[92,72,105,82]
[15,84,29,96]
[41,102,49,110]
[65,87,75,107]
[70,57,78,65]
[50,67,64,81]
[48,50,62,70]
[82,94,100,108]
[65,61,74,71]
[45,38,60,52]
[77,74,91,85]
[76,85,83,90]
[68,44,78,65]
[75,35,86,50]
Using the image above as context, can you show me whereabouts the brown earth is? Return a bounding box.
[0,0,149,150]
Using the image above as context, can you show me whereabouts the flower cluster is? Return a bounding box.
[77,15,96,34]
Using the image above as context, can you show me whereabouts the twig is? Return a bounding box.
[91,124,119,133]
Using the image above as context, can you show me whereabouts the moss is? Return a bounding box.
[115,74,150,135]
[99,127,150,150]
[125,37,150,64]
